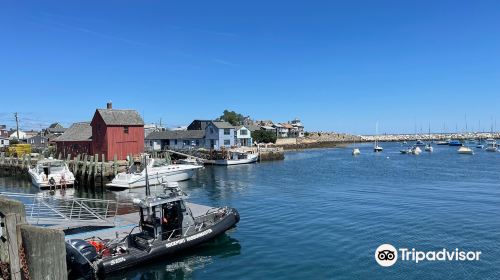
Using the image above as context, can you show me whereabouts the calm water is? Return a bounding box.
[1,142,500,279]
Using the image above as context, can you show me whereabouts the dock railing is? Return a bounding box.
[0,192,118,228]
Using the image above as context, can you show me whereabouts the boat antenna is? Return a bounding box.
[144,154,150,196]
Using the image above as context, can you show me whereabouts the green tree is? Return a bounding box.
[219,110,244,126]
[251,130,277,144]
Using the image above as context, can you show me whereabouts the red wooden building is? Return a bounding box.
[91,103,144,161]
[55,103,144,160]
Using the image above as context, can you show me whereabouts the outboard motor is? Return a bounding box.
[65,239,98,280]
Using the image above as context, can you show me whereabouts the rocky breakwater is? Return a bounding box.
[275,132,362,150]
[361,132,500,142]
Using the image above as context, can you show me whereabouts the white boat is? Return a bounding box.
[458,146,474,155]
[107,158,203,189]
[374,122,383,152]
[400,147,412,154]
[424,144,433,152]
[28,158,75,189]
[178,157,201,165]
[436,139,450,145]
[485,138,498,152]
[352,148,361,156]
[210,152,258,166]
[411,146,422,155]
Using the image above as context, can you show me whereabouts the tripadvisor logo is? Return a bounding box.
[375,244,481,267]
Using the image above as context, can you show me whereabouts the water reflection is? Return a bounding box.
[106,235,241,280]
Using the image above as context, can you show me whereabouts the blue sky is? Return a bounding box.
[1,1,500,134]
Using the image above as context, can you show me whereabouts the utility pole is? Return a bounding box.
[14,112,19,139]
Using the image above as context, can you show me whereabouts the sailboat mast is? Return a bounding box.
[144,155,150,196]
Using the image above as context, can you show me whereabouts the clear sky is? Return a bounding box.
[1,1,500,134]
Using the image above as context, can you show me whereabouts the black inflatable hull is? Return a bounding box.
[97,209,239,276]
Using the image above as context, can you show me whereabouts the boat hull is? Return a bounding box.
[97,209,240,276]
[458,147,474,154]
[28,170,75,189]
[210,155,258,166]
[107,168,200,189]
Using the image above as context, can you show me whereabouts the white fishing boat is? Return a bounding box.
[352,148,361,156]
[411,146,422,155]
[107,157,202,189]
[485,139,498,152]
[210,151,258,166]
[458,146,474,155]
[436,139,450,145]
[178,157,202,165]
[28,158,75,189]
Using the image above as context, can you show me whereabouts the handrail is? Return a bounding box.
[0,191,118,228]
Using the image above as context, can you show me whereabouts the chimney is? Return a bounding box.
[106,101,112,109]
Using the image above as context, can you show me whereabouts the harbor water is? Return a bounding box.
[1,142,500,279]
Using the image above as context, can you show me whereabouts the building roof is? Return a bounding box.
[49,122,63,129]
[211,121,235,129]
[27,135,48,140]
[96,109,144,126]
[281,123,294,129]
[46,127,67,134]
[244,124,262,132]
[146,130,205,140]
[54,122,92,142]
[187,120,213,131]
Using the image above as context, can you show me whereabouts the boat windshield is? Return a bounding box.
[152,159,169,168]
[50,162,65,173]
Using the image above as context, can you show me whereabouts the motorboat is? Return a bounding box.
[414,139,426,147]
[65,182,240,278]
[209,151,258,166]
[424,144,433,152]
[448,140,463,146]
[178,157,202,165]
[400,147,412,154]
[352,148,361,156]
[436,139,450,145]
[28,158,75,189]
[107,157,203,189]
[411,146,422,155]
[458,146,474,155]
[485,139,498,152]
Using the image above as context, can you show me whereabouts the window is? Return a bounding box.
[150,141,153,146]
[195,140,200,146]
[124,126,129,134]
[1,140,3,145]
[41,138,45,144]
[224,140,231,146]
[174,139,178,145]
[224,128,230,135]
[210,128,214,134]
[184,140,190,146]
[240,129,248,135]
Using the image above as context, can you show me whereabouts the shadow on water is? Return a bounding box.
[106,234,241,280]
